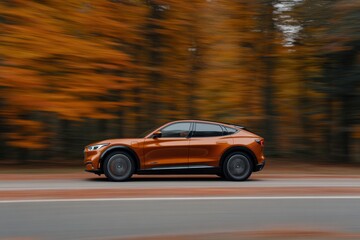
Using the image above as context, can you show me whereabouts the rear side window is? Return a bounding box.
[223,126,238,135]
[193,123,223,137]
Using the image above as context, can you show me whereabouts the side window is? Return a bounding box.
[160,122,191,138]
[193,123,223,137]
[223,126,237,135]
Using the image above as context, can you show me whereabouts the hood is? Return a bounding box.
[86,138,143,147]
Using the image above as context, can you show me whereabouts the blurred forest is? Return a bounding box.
[0,0,359,165]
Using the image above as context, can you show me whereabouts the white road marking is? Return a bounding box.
[0,196,360,203]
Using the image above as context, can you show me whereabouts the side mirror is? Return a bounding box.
[152,130,162,139]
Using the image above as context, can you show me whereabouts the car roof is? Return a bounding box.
[170,119,244,129]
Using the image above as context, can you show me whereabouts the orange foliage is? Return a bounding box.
[0,0,358,162]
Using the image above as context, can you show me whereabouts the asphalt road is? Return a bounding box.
[1,175,360,239]
[0,197,359,239]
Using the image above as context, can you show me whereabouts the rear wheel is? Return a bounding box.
[103,152,134,181]
[223,152,253,181]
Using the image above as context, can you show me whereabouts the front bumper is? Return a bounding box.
[84,148,102,173]
[254,160,265,172]
[85,161,102,175]
[85,169,102,175]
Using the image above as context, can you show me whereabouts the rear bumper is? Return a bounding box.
[254,160,265,172]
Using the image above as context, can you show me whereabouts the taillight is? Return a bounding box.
[256,139,264,147]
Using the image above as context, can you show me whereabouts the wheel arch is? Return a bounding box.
[99,145,140,173]
[220,146,257,170]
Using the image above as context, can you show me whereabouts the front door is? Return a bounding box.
[143,122,192,169]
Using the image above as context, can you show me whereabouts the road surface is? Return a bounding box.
[1,197,360,239]
[0,174,359,239]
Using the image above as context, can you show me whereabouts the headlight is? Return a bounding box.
[87,143,109,151]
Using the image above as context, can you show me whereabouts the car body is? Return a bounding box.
[84,120,265,181]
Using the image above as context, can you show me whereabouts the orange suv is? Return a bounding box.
[84,120,265,181]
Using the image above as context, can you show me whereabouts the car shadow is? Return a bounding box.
[86,176,261,182]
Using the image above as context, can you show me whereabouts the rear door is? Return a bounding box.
[188,123,233,167]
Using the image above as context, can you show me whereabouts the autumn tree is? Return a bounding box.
[0,0,146,162]
[314,0,360,162]
[0,0,359,164]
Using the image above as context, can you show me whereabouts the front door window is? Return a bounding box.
[161,122,191,138]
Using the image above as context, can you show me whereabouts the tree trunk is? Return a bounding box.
[145,0,164,129]
[259,0,278,155]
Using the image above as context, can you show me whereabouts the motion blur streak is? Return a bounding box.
[1,195,360,204]
[0,1,359,239]
[0,0,359,164]
[0,197,359,239]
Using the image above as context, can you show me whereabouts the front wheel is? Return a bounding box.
[223,152,253,181]
[103,152,134,181]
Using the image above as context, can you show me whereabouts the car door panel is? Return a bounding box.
[189,137,233,167]
[143,138,190,169]
[142,122,192,169]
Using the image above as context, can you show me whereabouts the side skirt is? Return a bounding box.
[137,166,221,175]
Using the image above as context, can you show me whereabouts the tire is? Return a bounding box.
[223,152,253,181]
[103,152,134,181]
